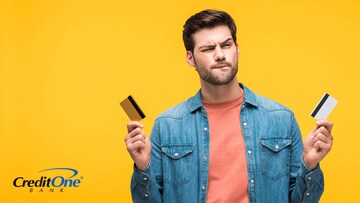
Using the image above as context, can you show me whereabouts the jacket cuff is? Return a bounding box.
[299,158,324,191]
[133,162,151,184]
[299,158,324,201]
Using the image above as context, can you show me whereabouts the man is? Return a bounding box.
[124,9,333,203]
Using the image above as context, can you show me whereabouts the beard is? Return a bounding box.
[194,60,238,85]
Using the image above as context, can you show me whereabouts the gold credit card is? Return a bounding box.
[120,95,146,121]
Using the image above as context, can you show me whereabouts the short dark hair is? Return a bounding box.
[182,9,237,53]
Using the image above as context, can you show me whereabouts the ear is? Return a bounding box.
[186,51,195,67]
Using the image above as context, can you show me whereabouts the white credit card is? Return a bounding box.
[310,93,338,120]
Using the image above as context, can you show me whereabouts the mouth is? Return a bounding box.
[211,64,230,69]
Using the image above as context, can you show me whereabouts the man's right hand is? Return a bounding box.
[125,121,152,171]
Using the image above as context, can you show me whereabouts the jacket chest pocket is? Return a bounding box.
[260,137,292,180]
[161,144,194,188]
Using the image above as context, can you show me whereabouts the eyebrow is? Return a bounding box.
[198,38,234,50]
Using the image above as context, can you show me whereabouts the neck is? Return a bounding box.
[200,78,242,104]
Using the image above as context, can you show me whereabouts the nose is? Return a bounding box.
[214,46,225,62]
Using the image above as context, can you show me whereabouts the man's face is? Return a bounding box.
[186,25,239,86]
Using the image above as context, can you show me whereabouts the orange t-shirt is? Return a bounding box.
[203,95,249,203]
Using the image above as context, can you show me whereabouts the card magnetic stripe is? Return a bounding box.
[311,93,329,117]
[127,96,145,119]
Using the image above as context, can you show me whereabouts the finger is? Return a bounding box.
[126,134,146,145]
[314,126,331,138]
[127,140,145,153]
[314,133,333,144]
[127,121,144,133]
[314,140,332,153]
[124,127,146,142]
[316,120,333,133]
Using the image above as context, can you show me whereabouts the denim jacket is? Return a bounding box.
[131,84,324,203]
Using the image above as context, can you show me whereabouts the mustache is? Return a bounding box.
[210,61,232,69]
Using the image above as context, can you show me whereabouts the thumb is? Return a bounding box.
[303,132,316,153]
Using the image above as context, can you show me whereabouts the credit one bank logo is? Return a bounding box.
[13,168,82,192]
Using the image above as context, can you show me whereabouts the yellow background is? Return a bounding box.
[1,0,359,202]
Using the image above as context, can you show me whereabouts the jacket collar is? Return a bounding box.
[189,83,258,113]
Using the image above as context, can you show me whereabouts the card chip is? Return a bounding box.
[120,95,145,121]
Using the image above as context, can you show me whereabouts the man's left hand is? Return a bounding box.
[303,120,334,170]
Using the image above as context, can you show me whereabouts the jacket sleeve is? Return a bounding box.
[130,120,163,203]
[289,115,324,203]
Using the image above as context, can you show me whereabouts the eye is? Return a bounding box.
[201,47,214,52]
[223,43,232,48]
